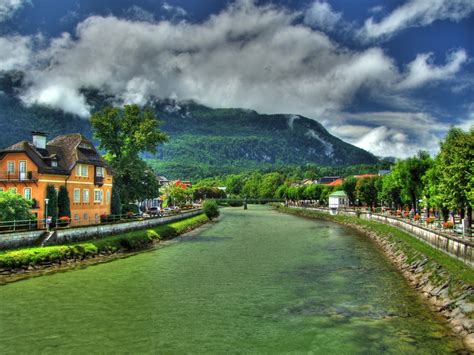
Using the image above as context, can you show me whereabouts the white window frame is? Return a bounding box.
[75,164,89,177]
[24,187,32,200]
[83,189,90,203]
[73,188,81,203]
[96,166,104,177]
[81,164,88,177]
[7,161,15,174]
[94,189,103,203]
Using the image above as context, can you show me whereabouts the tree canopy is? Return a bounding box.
[91,104,168,204]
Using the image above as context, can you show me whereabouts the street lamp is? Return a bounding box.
[44,198,49,231]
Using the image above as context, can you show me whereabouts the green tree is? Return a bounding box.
[45,184,58,224]
[57,185,71,218]
[163,184,192,207]
[379,173,403,209]
[259,172,284,198]
[91,104,168,204]
[393,151,432,210]
[355,177,379,207]
[342,176,357,205]
[111,184,122,215]
[0,191,33,221]
[225,175,245,196]
[437,127,474,233]
[203,199,220,220]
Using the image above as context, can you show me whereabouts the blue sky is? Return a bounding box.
[0,0,473,157]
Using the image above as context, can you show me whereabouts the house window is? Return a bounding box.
[24,188,32,200]
[83,189,90,203]
[94,189,103,203]
[0,188,4,192]
[96,166,104,177]
[83,213,89,220]
[9,187,17,194]
[7,161,14,174]
[75,164,89,177]
[51,160,58,167]
[106,190,111,204]
[74,214,80,220]
[73,188,81,203]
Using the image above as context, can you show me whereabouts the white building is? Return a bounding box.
[328,190,349,215]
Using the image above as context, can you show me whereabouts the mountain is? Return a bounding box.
[0,71,378,179]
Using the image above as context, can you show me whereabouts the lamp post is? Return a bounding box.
[44,198,49,231]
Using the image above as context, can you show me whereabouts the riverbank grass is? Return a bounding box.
[276,206,474,285]
[0,213,208,269]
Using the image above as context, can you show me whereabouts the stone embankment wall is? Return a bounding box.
[301,207,473,267]
[0,209,202,249]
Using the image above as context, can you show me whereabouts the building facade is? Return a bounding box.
[0,132,113,226]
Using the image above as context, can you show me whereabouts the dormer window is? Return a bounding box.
[51,159,58,167]
[96,166,104,177]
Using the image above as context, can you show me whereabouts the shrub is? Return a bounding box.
[203,199,220,220]
[443,221,454,229]
[425,217,435,224]
[227,200,244,207]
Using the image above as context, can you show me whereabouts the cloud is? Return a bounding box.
[162,2,186,18]
[397,50,468,90]
[0,0,469,158]
[303,1,342,31]
[126,5,155,23]
[18,1,402,118]
[0,35,32,70]
[329,111,450,157]
[359,0,474,41]
[0,0,28,22]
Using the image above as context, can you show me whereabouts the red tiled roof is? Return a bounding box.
[328,178,344,186]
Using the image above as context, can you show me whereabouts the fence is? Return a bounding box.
[0,208,199,233]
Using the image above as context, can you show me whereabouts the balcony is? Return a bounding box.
[94,175,104,186]
[0,171,38,182]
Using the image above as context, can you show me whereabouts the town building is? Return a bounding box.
[328,190,349,215]
[0,132,113,226]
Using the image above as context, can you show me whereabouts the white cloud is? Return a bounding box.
[0,35,32,70]
[0,0,28,22]
[329,111,450,157]
[397,50,468,89]
[303,1,342,31]
[368,5,384,14]
[162,2,186,18]
[0,0,469,158]
[360,0,474,41]
[18,1,401,117]
[126,5,155,23]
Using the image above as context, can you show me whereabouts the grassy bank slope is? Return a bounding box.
[0,214,208,270]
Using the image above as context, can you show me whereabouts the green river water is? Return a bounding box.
[0,206,465,353]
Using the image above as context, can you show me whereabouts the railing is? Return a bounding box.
[0,171,39,182]
[0,219,39,233]
[290,203,473,239]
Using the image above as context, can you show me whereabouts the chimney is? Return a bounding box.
[32,131,47,149]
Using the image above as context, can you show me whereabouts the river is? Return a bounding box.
[0,206,464,353]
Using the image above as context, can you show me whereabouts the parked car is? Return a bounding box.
[147,207,160,216]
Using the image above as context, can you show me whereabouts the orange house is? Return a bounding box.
[0,132,113,226]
